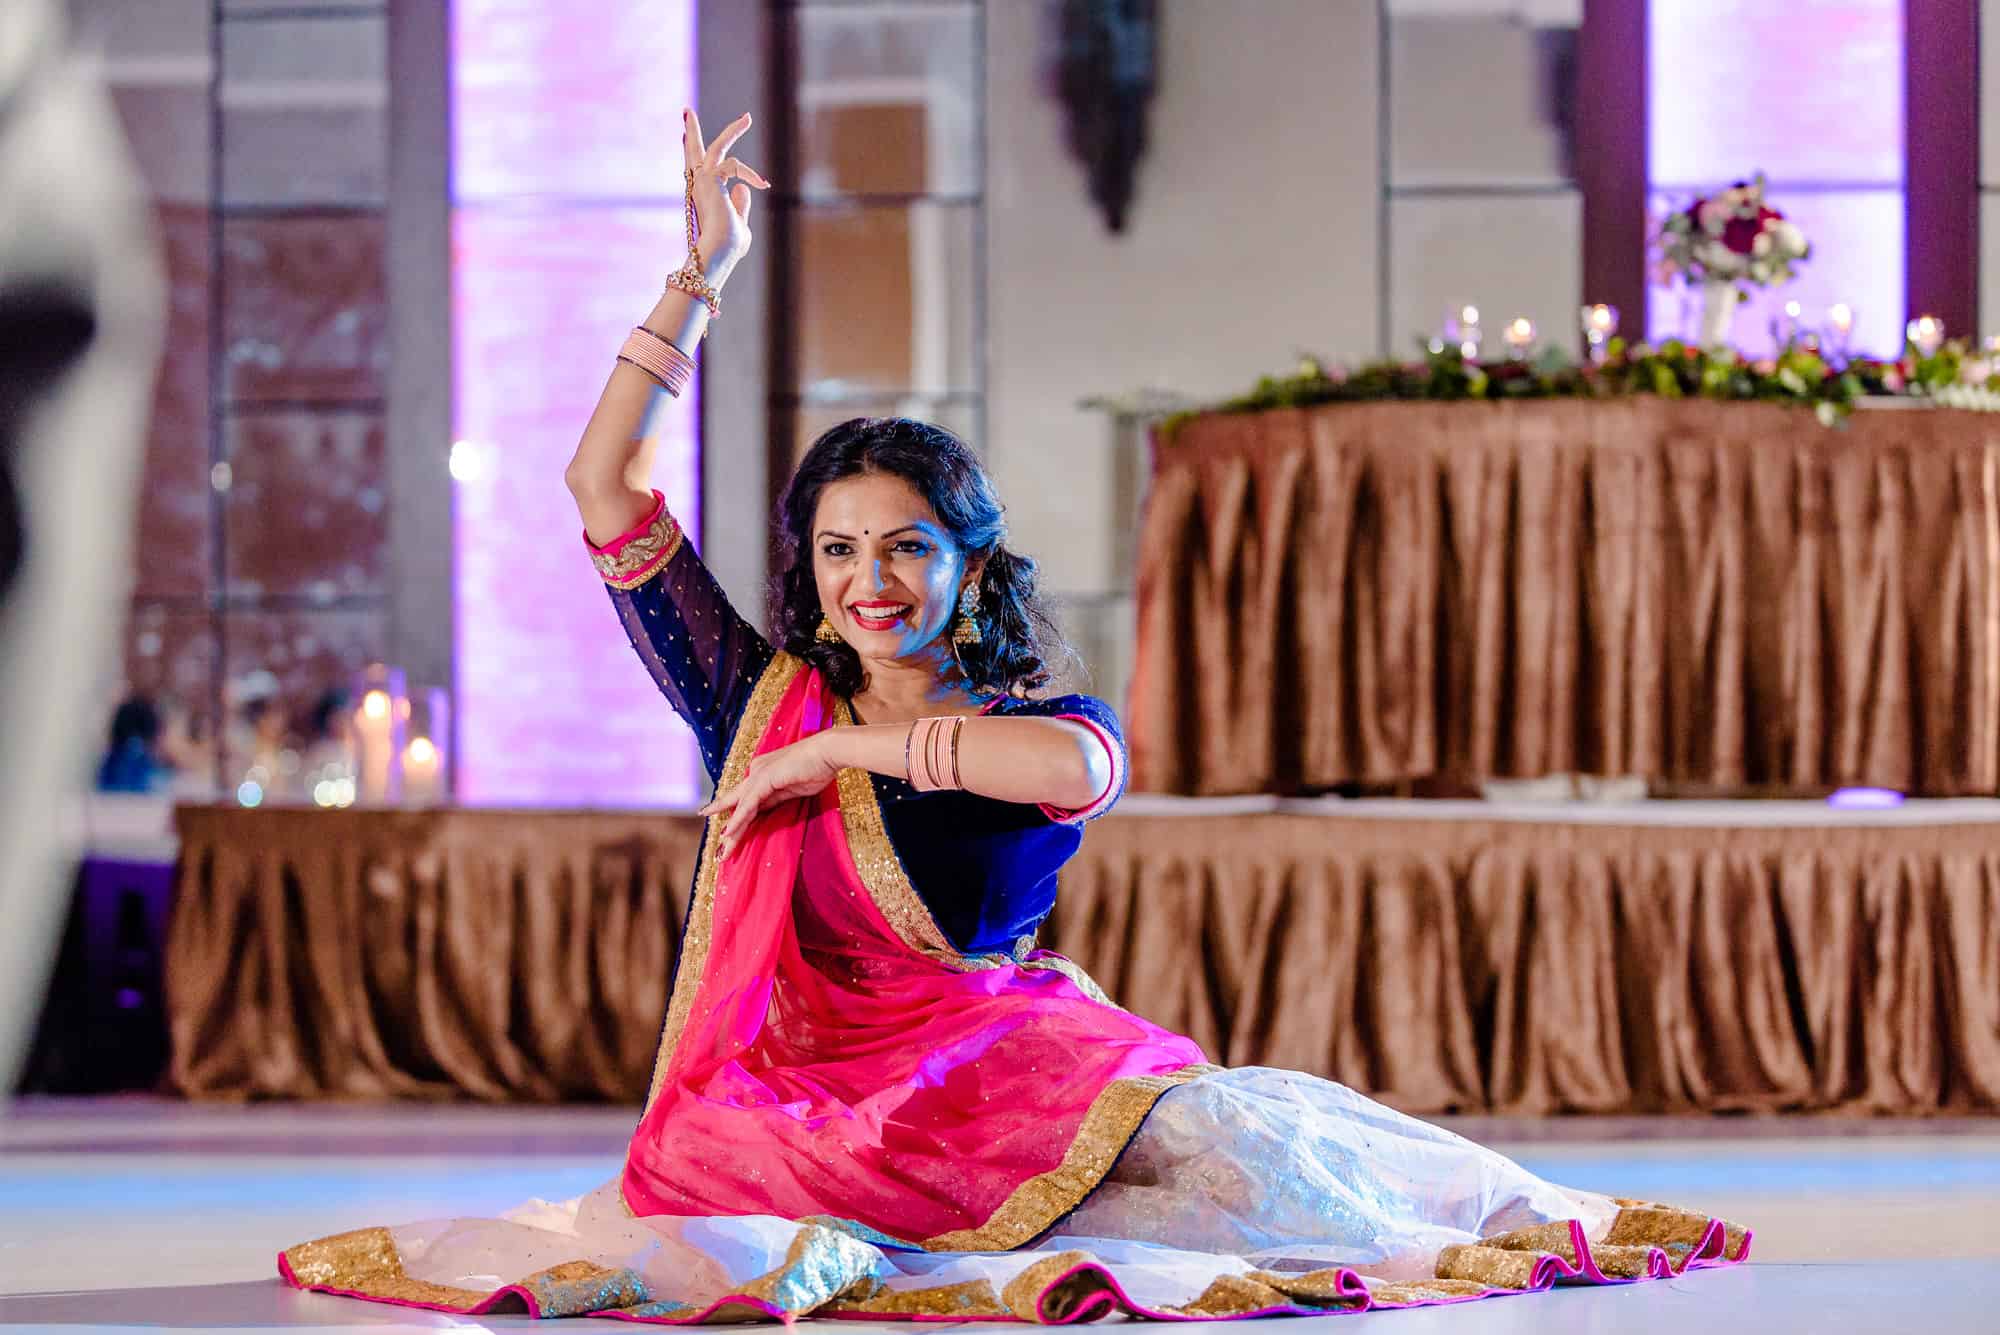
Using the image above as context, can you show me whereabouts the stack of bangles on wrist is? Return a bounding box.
[905,715,966,792]
[616,326,696,397]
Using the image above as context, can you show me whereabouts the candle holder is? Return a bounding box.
[402,685,451,807]
[1446,304,1482,361]
[350,662,406,806]
[1907,315,1945,359]
[1579,304,1619,364]
[1772,300,1803,350]
[1503,317,1536,362]
[1825,303,1855,362]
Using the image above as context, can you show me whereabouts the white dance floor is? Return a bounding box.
[3,1099,1997,1333]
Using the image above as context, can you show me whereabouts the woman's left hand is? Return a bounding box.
[700,733,842,861]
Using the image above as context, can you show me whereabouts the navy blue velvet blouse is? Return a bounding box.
[596,517,1126,958]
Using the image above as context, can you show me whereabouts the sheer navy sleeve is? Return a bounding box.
[585,490,774,783]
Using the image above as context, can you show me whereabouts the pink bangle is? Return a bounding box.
[617,326,695,397]
[907,716,966,792]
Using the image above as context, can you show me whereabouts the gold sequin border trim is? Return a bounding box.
[589,504,685,590]
[920,1063,1218,1252]
[832,697,965,961]
[638,651,802,1117]
[620,653,804,1218]
[1017,951,1121,1009]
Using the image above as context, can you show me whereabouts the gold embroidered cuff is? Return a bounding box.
[585,495,684,590]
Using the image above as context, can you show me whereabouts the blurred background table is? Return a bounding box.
[1128,399,2000,798]
[162,800,2000,1115]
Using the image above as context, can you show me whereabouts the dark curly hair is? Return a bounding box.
[770,417,1069,699]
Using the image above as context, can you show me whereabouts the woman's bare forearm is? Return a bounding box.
[814,718,1110,811]
[564,275,730,547]
[566,107,764,545]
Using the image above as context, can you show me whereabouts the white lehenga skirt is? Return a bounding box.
[281,1067,1749,1322]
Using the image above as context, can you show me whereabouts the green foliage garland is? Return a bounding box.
[1158,339,1990,444]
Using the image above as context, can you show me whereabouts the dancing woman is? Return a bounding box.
[280,109,1748,1323]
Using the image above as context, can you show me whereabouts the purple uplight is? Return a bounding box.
[450,2,701,807]
[1827,787,1906,809]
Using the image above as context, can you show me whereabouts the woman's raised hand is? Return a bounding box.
[683,108,770,283]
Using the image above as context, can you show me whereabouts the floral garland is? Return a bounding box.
[1158,338,2000,443]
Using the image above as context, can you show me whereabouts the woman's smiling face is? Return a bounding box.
[812,471,977,661]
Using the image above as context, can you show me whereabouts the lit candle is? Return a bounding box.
[1907,315,1945,357]
[1777,299,1804,348]
[1504,317,1536,360]
[1455,304,1482,360]
[1580,304,1619,364]
[1828,304,1854,337]
[354,688,394,804]
[403,736,441,805]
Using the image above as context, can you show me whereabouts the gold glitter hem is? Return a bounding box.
[826,1277,1009,1318]
[999,1251,1110,1322]
[1421,1202,1752,1292]
[920,1063,1219,1252]
[281,1228,646,1315]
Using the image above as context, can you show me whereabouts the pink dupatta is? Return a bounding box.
[620,653,1210,1248]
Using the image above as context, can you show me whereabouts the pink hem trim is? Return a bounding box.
[583,489,667,558]
[1037,714,1124,824]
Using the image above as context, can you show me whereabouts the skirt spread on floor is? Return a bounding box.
[281,657,1750,1322]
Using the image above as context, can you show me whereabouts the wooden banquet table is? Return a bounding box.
[166,802,2000,1114]
[1128,399,2000,797]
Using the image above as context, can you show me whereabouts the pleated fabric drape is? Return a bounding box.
[167,805,2000,1113]
[1129,400,2000,797]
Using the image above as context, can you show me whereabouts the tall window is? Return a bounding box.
[773,0,987,468]
[1647,0,1906,356]
[1382,0,1584,358]
[449,2,702,806]
[88,0,391,801]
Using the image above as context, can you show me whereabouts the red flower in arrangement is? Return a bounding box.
[1654,173,1809,291]
[1722,206,1780,256]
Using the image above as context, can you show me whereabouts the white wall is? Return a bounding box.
[984,0,1382,618]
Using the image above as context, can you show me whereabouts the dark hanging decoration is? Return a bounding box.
[1054,0,1157,234]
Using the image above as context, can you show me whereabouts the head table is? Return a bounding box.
[1128,399,2000,797]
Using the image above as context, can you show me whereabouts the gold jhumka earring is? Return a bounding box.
[951,585,983,646]
[814,614,843,644]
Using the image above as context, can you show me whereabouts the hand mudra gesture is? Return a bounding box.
[683,108,770,281]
